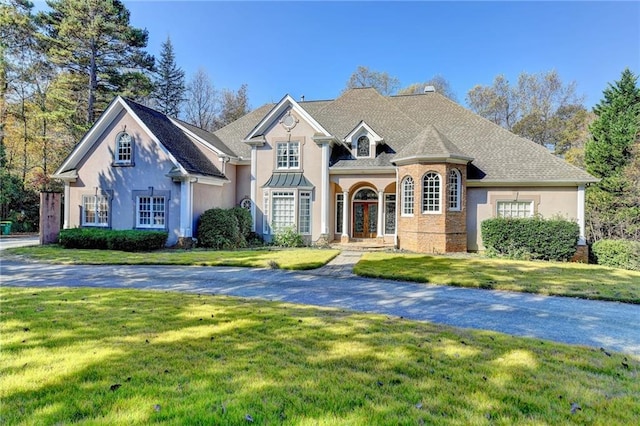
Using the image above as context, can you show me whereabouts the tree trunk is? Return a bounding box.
[87,40,97,124]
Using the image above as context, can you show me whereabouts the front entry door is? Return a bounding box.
[353,202,377,238]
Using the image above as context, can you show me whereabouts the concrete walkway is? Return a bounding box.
[311,250,363,277]
[2,256,639,357]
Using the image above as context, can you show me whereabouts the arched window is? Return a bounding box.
[422,172,441,213]
[356,135,370,158]
[448,169,461,211]
[401,176,414,215]
[115,132,133,165]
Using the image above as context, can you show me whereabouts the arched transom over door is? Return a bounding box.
[352,188,378,238]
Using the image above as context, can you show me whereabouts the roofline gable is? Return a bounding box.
[53,96,187,177]
[243,94,332,142]
[343,120,384,145]
[170,118,235,159]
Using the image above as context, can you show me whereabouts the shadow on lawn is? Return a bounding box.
[1,287,637,425]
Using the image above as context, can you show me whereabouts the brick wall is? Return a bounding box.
[397,163,468,253]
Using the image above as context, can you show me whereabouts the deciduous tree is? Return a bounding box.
[214,84,249,130]
[398,74,458,101]
[184,68,217,131]
[344,66,400,96]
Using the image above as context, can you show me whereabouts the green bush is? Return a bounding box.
[196,208,241,250]
[481,216,579,261]
[59,228,167,251]
[272,226,304,248]
[231,207,253,247]
[592,239,640,271]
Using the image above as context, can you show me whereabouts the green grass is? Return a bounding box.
[4,246,340,270]
[1,287,637,425]
[354,253,640,304]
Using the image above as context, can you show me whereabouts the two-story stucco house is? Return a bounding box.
[53,87,597,256]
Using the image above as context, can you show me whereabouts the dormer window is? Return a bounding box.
[357,136,370,158]
[115,132,133,165]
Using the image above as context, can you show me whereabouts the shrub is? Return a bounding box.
[231,207,253,247]
[59,228,167,251]
[197,208,241,250]
[481,216,579,261]
[592,239,640,271]
[272,226,304,248]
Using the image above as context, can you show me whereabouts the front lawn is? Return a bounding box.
[4,246,340,270]
[1,287,637,425]
[354,253,640,304]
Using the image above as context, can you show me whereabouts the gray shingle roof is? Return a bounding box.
[212,88,597,184]
[123,99,226,178]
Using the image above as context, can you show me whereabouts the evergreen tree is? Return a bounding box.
[152,36,185,117]
[584,68,640,241]
[37,0,154,125]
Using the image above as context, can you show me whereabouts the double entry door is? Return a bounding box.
[353,201,377,238]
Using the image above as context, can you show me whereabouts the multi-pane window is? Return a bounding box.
[299,192,311,234]
[335,193,344,233]
[385,194,396,234]
[356,135,370,157]
[82,195,109,226]
[276,142,299,169]
[422,172,441,213]
[271,191,295,232]
[115,132,132,165]
[402,176,414,216]
[497,201,533,218]
[137,196,165,228]
[263,192,270,234]
[448,169,461,211]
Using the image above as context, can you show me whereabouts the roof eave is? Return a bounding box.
[392,155,474,166]
[467,178,600,187]
[329,167,395,175]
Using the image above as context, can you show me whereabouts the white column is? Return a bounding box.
[250,146,257,232]
[341,190,349,238]
[180,179,193,237]
[63,182,70,229]
[577,185,586,245]
[377,190,384,237]
[321,143,330,235]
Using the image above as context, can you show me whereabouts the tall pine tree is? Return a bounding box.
[152,36,185,117]
[37,0,154,126]
[584,68,640,240]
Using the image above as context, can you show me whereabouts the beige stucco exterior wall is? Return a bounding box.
[67,109,183,244]
[254,108,324,241]
[467,186,580,251]
[235,164,251,204]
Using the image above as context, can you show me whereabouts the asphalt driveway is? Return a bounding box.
[1,257,639,357]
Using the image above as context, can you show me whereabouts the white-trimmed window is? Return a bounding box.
[136,196,166,228]
[271,191,296,232]
[497,201,534,218]
[299,192,311,234]
[422,172,441,213]
[356,135,370,158]
[276,141,300,169]
[401,176,414,216]
[82,195,109,226]
[263,192,270,234]
[448,169,461,211]
[335,193,344,233]
[115,132,133,165]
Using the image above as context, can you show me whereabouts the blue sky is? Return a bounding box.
[44,1,640,109]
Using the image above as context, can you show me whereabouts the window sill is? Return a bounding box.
[422,211,442,215]
[112,162,135,167]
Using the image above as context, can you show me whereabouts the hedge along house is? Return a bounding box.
[53,87,597,255]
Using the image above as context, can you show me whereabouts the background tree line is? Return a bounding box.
[0,0,249,231]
